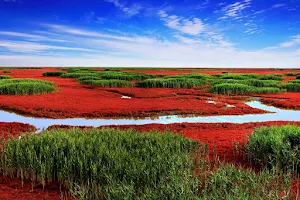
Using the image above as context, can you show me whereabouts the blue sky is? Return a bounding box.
[0,0,299,67]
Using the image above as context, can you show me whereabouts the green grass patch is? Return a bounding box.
[138,78,207,88]
[43,72,65,77]
[259,74,283,81]
[213,79,282,88]
[285,83,300,92]
[246,125,300,172]
[1,128,198,199]
[0,128,294,199]
[62,71,155,81]
[0,75,12,79]
[0,78,56,95]
[201,164,292,200]
[79,79,132,87]
[285,72,298,76]
[210,83,284,95]
[165,73,211,80]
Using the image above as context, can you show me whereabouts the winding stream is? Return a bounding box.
[0,101,299,132]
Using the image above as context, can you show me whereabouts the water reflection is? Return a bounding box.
[0,101,299,132]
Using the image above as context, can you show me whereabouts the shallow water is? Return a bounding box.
[0,101,299,132]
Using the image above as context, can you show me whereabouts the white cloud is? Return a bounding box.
[1,24,299,68]
[104,0,143,17]
[0,40,93,53]
[47,24,155,44]
[218,0,251,20]
[279,35,300,47]
[158,10,206,35]
[0,31,66,42]
[272,4,286,8]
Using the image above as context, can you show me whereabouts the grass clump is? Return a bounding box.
[210,83,284,95]
[138,78,207,88]
[1,128,198,199]
[0,75,12,79]
[165,73,211,80]
[66,67,91,73]
[246,125,300,172]
[210,83,252,95]
[0,128,294,199]
[285,72,298,76]
[62,71,155,81]
[0,78,56,95]
[285,83,300,92]
[43,72,65,77]
[79,79,132,87]
[201,164,292,200]
[61,72,97,78]
[259,74,283,81]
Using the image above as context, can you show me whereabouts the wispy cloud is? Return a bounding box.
[104,0,143,18]
[0,24,299,68]
[272,4,286,8]
[0,31,66,42]
[0,40,93,53]
[279,35,300,47]
[158,10,206,35]
[218,0,251,20]
[264,35,300,50]
[47,24,156,44]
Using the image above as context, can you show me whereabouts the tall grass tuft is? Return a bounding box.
[210,83,284,95]
[0,75,12,79]
[0,128,294,199]
[0,128,198,199]
[0,79,56,95]
[43,72,65,77]
[259,74,283,81]
[138,78,207,88]
[79,79,133,87]
[285,72,298,76]
[246,125,300,172]
[285,83,300,92]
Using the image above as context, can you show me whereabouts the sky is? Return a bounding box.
[0,0,299,68]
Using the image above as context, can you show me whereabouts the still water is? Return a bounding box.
[0,101,299,132]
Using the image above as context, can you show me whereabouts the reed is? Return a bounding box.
[246,125,300,172]
[79,79,132,87]
[0,78,56,95]
[43,72,65,77]
[0,75,12,79]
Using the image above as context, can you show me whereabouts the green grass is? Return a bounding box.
[285,83,300,92]
[43,72,65,77]
[246,125,300,172]
[0,75,12,79]
[62,71,155,81]
[0,78,56,95]
[297,75,300,80]
[66,67,91,73]
[201,164,292,200]
[213,79,282,88]
[79,79,133,87]
[285,72,298,76]
[1,128,198,199]
[289,80,300,84]
[138,78,207,88]
[165,73,211,80]
[61,72,97,78]
[210,83,284,95]
[258,74,283,81]
[0,128,294,199]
